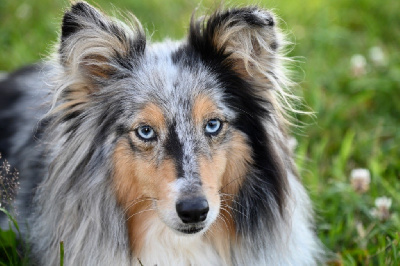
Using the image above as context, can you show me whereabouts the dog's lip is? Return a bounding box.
[176,226,204,235]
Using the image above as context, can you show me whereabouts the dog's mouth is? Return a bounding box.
[177,227,203,234]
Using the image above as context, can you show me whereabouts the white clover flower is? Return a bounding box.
[371,196,392,221]
[369,46,386,66]
[375,196,392,209]
[350,54,367,77]
[350,168,371,193]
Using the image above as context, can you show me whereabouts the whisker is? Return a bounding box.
[120,198,157,224]
[220,202,248,219]
[217,212,230,231]
[219,205,234,220]
[122,197,157,214]
[125,208,155,222]
[220,193,246,209]
[123,196,156,206]
[218,176,243,193]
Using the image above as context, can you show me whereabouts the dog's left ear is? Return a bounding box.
[190,7,282,86]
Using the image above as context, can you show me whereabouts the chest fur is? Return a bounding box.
[134,219,223,266]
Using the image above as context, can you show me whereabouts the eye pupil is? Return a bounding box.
[136,125,156,141]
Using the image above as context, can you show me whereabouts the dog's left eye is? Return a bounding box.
[205,119,222,136]
[136,125,157,141]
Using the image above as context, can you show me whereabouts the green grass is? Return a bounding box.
[1,0,399,264]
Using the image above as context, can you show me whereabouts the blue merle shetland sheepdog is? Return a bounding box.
[0,1,323,265]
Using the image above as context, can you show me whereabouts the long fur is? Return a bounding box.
[0,2,323,265]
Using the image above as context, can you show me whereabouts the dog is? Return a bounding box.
[0,1,323,265]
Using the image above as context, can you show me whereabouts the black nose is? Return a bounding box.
[176,198,209,224]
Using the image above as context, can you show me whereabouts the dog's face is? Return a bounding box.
[57,2,286,243]
[112,54,252,235]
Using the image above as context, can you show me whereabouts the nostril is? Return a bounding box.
[176,198,209,224]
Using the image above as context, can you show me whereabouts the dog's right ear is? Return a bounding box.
[59,2,145,87]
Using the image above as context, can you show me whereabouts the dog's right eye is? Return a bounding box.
[205,119,222,136]
[136,125,157,141]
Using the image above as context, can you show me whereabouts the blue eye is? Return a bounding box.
[205,119,222,135]
[136,125,156,141]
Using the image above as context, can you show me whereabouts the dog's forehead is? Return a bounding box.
[130,41,224,117]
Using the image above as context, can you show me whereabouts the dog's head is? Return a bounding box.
[56,1,289,245]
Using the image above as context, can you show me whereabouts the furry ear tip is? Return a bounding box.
[221,7,275,28]
[248,9,275,27]
[61,2,99,42]
[69,1,92,13]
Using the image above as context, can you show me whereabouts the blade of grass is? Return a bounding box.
[59,241,64,266]
[0,208,21,237]
[0,208,18,265]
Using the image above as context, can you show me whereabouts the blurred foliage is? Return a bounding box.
[0,0,399,264]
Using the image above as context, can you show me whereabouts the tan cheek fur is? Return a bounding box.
[113,141,151,252]
[113,101,177,253]
[199,150,227,210]
[220,132,253,197]
[205,131,253,264]
[113,102,167,203]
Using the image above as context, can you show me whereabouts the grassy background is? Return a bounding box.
[1,0,399,264]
